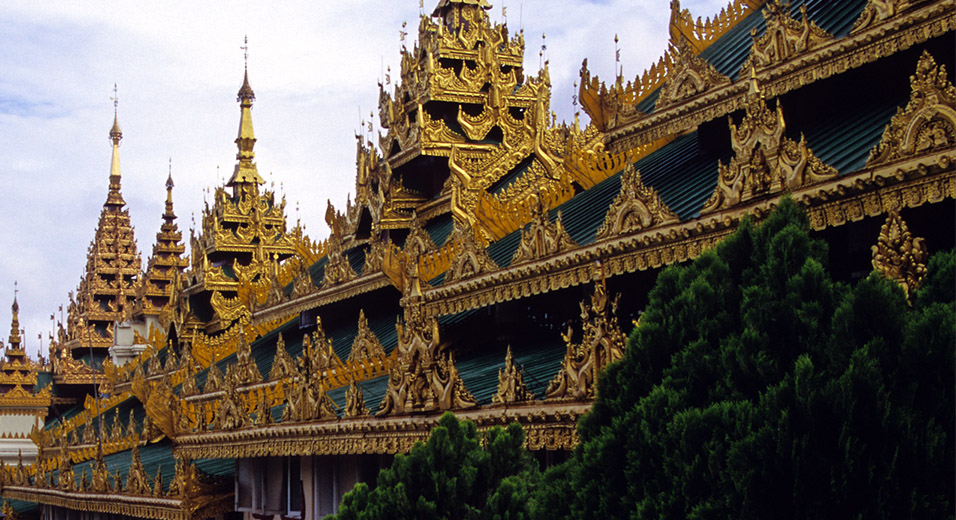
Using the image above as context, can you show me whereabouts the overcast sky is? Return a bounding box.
[0,0,729,358]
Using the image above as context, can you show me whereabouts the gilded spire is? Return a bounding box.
[8,283,21,352]
[165,159,176,222]
[106,83,126,208]
[228,36,264,188]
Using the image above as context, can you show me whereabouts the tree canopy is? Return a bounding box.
[548,198,954,519]
[329,412,540,520]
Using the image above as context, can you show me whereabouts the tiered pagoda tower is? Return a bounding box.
[369,0,561,235]
[0,293,50,465]
[64,100,142,365]
[137,169,188,317]
[183,65,297,334]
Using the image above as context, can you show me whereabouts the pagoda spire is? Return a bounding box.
[7,283,21,353]
[106,83,126,209]
[137,162,188,316]
[228,36,264,188]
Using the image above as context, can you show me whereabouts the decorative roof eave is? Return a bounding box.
[605,1,955,153]
[419,149,954,319]
[174,400,589,460]
[0,487,186,520]
[252,271,392,325]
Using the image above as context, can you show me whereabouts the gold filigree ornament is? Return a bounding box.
[347,310,386,362]
[268,333,297,381]
[596,162,680,240]
[377,312,476,416]
[345,382,370,417]
[851,0,914,34]
[740,0,834,74]
[871,210,928,300]
[443,226,498,284]
[124,445,151,495]
[867,51,956,168]
[212,375,252,431]
[492,346,536,405]
[546,263,626,401]
[701,72,837,214]
[510,201,577,266]
[656,36,732,110]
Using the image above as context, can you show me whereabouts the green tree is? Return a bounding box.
[329,412,539,520]
[548,198,954,519]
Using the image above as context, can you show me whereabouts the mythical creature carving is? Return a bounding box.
[741,1,834,73]
[867,51,956,168]
[701,75,837,214]
[596,163,679,240]
[511,201,577,266]
[345,382,370,417]
[656,37,731,109]
[492,346,536,405]
[872,210,928,300]
[546,263,626,400]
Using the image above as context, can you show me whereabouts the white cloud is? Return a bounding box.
[0,0,731,358]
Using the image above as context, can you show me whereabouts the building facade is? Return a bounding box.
[0,0,954,518]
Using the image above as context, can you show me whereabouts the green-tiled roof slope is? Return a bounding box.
[6,499,39,514]
[54,440,176,495]
[636,0,871,114]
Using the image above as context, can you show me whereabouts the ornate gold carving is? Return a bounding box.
[348,310,386,362]
[344,382,370,417]
[124,446,151,495]
[511,202,577,266]
[741,1,834,74]
[669,0,767,54]
[233,332,262,385]
[444,227,497,284]
[492,346,536,405]
[378,307,477,416]
[268,333,296,381]
[868,51,956,168]
[872,210,928,299]
[656,37,731,110]
[280,374,338,423]
[212,375,252,430]
[546,264,626,400]
[596,163,679,240]
[702,76,837,214]
[851,0,914,34]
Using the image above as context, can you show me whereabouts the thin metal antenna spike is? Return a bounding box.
[111,84,119,114]
[241,35,249,71]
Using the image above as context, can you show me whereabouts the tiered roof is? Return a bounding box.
[65,105,142,358]
[136,170,188,318]
[183,67,298,334]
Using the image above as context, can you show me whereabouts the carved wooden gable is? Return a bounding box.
[867,51,956,168]
[596,163,679,240]
[741,1,834,74]
[702,78,837,214]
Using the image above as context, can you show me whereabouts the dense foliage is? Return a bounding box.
[329,199,953,519]
[540,198,954,519]
[328,412,540,520]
